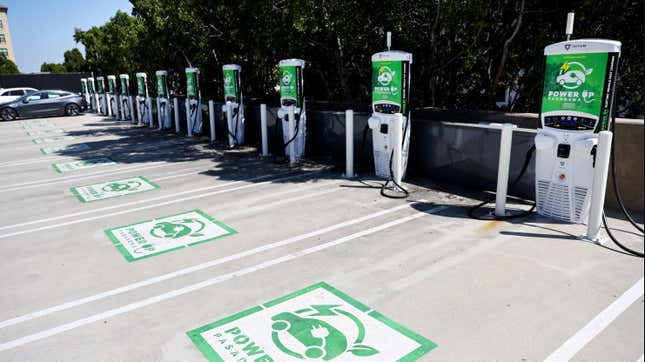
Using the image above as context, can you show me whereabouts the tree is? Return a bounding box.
[63,48,86,72]
[0,54,19,74]
[40,62,67,73]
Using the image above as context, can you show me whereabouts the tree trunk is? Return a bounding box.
[490,0,525,106]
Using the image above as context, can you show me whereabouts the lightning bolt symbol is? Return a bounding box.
[560,62,570,71]
[309,304,340,316]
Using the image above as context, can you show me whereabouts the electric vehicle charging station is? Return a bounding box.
[185,67,202,136]
[277,59,306,162]
[96,76,108,116]
[80,78,90,109]
[107,75,118,118]
[119,74,133,122]
[367,33,412,190]
[222,64,245,147]
[87,77,99,113]
[156,70,172,130]
[135,72,152,126]
[535,39,621,225]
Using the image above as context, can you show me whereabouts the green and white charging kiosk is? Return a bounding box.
[87,77,98,113]
[277,59,306,160]
[97,76,108,116]
[135,72,152,126]
[80,78,90,109]
[185,67,202,136]
[535,36,621,223]
[222,64,245,147]
[107,75,118,118]
[119,74,132,122]
[156,70,172,130]
[368,33,412,182]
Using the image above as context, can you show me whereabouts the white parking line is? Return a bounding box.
[0,203,444,351]
[0,170,325,240]
[544,278,644,362]
[0,170,286,232]
[0,162,169,192]
[0,200,430,330]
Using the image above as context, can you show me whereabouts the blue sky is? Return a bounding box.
[4,0,133,73]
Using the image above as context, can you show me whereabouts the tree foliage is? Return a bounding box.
[66,0,643,117]
[40,62,68,73]
[63,48,87,72]
[0,54,19,74]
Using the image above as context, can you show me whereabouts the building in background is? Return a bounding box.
[0,3,15,62]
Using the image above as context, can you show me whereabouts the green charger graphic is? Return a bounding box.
[279,64,302,108]
[372,59,408,114]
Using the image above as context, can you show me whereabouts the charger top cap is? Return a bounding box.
[544,39,621,55]
[223,64,241,71]
[97,76,104,80]
[119,74,129,80]
[107,75,116,80]
[279,58,305,68]
[155,70,167,76]
[372,50,413,63]
[136,72,147,78]
[185,67,199,73]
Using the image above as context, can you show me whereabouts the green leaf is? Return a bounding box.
[348,344,379,356]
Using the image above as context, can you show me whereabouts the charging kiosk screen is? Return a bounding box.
[372,60,409,114]
[279,65,302,108]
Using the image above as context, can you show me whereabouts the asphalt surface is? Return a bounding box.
[0,113,642,361]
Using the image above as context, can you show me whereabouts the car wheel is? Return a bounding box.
[0,107,17,121]
[65,103,81,116]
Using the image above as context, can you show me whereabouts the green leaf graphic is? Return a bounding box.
[348,344,379,356]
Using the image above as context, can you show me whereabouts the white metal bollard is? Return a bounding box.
[129,96,135,124]
[94,94,101,114]
[118,95,124,121]
[136,98,142,125]
[208,100,216,144]
[226,101,234,147]
[288,106,296,165]
[260,104,269,156]
[157,98,162,130]
[186,99,193,137]
[584,131,613,243]
[147,98,154,128]
[106,96,112,117]
[173,97,180,133]
[344,109,355,178]
[495,123,516,217]
[392,113,403,189]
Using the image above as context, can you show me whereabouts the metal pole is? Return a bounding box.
[260,104,269,156]
[392,113,403,189]
[344,109,355,178]
[147,98,154,128]
[226,101,234,148]
[136,97,142,125]
[118,95,124,121]
[288,106,296,165]
[129,96,135,124]
[208,100,216,144]
[157,98,162,130]
[584,131,613,243]
[495,123,516,217]
[106,95,112,117]
[173,97,180,133]
[186,99,192,137]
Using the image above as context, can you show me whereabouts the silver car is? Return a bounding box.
[0,90,86,121]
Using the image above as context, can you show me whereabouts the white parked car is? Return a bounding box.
[0,88,38,103]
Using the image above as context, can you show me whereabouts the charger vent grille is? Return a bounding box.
[537,180,572,222]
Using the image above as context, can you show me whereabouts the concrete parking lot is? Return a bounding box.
[0,114,642,361]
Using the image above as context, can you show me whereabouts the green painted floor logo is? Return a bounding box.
[33,136,76,144]
[40,144,91,155]
[105,210,236,262]
[71,176,158,202]
[26,129,65,136]
[52,157,116,173]
[187,282,436,361]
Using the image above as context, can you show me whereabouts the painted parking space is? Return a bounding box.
[71,176,159,202]
[0,114,641,361]
[26,129,65,136]
[32,136,76,144]
[52,157,116,173]
[187,282,436,361]
[40,143,91,154]
[105,209,236,261]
